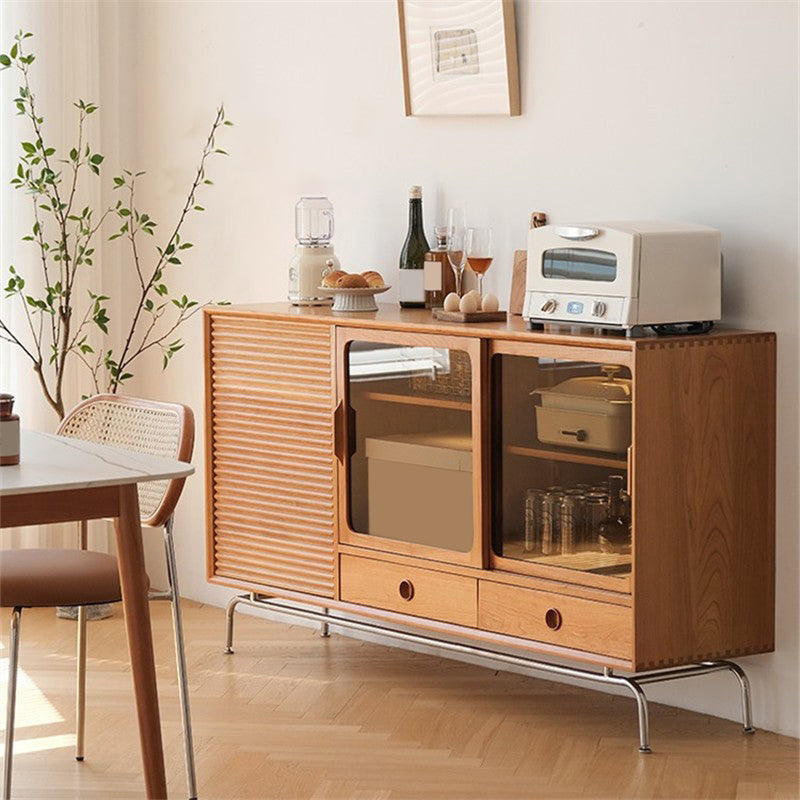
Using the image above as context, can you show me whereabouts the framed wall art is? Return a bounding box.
[397,0,520,117]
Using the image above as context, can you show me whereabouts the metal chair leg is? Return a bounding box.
[75,605,87,761]
[4,608,22,800]
[163,516,198,800]
[75,520,88,762]
[319,607,330,638]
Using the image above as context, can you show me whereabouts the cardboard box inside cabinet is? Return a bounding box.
[365,431,472,552]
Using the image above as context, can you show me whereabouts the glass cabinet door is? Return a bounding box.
[338,330,482,565]
[490,345,633,589]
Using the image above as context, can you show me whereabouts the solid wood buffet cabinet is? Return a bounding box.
[204,304,775,736]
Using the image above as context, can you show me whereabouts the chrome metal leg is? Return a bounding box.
[716,661,756,734]
[224,594,245,654]
[75,605,87,761]
[4,608,22,800]
[319,607,330,638]
[624,678,651,753]
[75,519,88,762]
[163,516,198,800]
[605,667,650,753]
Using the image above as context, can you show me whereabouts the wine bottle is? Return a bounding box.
[424,228,457,309]
[399,185,430,309]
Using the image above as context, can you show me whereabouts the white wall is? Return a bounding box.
[7,0,798,737]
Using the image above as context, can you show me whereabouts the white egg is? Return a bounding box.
[466,289,481,304]
[459,293,479,313]
[481,293,499,312]
[443,292,461,312]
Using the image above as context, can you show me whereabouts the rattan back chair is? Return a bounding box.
[57,394,197,799]
[58,394,194,526]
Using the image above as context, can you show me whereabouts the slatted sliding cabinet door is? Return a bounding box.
[205,312,336,598]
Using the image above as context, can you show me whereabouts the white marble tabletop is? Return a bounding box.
[0,430,194,497]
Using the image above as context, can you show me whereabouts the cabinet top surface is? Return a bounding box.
[206,303,772,349]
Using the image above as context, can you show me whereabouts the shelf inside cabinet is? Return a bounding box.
[505,444,627,470]
[359,390,470,412]
[501,541,632,576]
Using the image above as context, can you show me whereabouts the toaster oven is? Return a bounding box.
[522,221,721,335]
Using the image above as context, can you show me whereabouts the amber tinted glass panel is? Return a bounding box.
[491,354,633,579]
[347,341,473,552]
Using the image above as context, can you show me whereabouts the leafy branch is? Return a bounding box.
[1,31,231,418]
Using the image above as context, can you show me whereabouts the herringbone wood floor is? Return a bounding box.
[2,601,797,799]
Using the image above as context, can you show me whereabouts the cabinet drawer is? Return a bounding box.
[340,554,477,627]
[478,581,632,660]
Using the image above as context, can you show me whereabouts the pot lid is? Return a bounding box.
[536,366,632,402]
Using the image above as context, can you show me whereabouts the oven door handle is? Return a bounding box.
[554,226,600,241]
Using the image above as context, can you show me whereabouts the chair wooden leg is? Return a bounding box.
[4,608,22,800]
[75,604,87,761]
[114,483,167,799]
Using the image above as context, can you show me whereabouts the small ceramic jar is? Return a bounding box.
[0,393,20,465]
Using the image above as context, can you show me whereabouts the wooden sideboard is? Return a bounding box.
[204,304,775,674]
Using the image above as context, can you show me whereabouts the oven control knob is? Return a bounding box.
[540,299,557,314]
[592,301,607,317]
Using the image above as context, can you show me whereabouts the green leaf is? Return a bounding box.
[90,153,104,165]
[0,55,11,67]
[193,205,205,211]
[179,242,193,249]
[22,142,35,154]
[69,147,78,162]
[9,44,17,59]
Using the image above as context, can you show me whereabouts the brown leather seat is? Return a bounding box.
[0,549,125,608]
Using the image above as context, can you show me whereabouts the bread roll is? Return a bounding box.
[337,273,369,288]
[361,270,385,288]
[321,270,346,288]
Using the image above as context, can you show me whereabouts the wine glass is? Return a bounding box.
[465,227,493,297]
[446,208,466,296]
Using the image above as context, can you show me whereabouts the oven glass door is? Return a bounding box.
[528,227,639,298]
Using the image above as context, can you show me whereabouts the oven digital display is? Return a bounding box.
[542,248,617,282]
[566,301,584,314]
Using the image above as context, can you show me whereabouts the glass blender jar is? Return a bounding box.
[288,196,340,305]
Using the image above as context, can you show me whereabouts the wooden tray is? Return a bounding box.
[432,309,507,323]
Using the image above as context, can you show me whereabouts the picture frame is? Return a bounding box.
[397,0,520,117]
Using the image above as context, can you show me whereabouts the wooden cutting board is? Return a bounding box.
[509,249,527,315]
[432,309,507,323]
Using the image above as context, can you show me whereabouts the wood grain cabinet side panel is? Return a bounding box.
[206,313,336,598]
[340,554,478,627]
[478,580,633,662]
[632,334,776,669]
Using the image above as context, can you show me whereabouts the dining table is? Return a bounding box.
[0,429,194,799]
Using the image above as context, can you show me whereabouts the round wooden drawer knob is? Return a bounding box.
[545,607,562,630]
[398,579,414,601]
